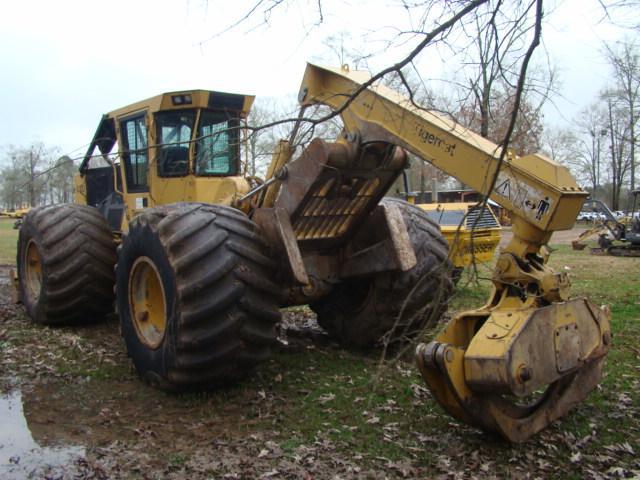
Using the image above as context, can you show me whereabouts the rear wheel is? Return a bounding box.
[116,203,282,391]
[17,204,116,325]
[311,198,453,348]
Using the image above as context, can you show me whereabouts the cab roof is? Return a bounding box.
[106,89,255,119]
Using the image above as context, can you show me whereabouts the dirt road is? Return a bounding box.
[499,225,588,248]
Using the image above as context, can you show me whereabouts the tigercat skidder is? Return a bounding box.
[16,65,611,442]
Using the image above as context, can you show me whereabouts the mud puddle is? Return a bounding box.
[0,368,289,478]
[0,387,85,479]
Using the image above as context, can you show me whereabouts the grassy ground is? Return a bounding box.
[0,218,18,264]
[0,232,638,478]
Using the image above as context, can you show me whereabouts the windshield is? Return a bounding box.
[155,111,195,177]
[195,111,239,176]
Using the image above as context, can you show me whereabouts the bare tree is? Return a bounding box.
[598,1,640,31]
[319,32,372,70]
[0,143,73,209]
[0,162,24,210]
[246,97,297,177]
[603,39,640,192]
[3,143,49,207]
[429,1,556,154]
[603,90,633,210]
[48,155,76,203]
[569,102,609,198]
[455,87,545,155]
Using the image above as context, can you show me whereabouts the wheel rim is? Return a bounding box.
[24,240,43,302]
[129,257,167,349]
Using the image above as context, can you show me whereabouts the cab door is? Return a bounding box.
[119,113,150,217]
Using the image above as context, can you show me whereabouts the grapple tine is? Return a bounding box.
[416,298,611,442]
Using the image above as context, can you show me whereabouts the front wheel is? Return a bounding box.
[116,203,282,391]
[311,198,454,348]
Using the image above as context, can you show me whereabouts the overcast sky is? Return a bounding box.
[0,0,634,160]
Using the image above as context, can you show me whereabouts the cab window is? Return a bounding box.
[121,115,148,192]
[424,209,466,226]
[155,111,195,177]
[195,111,239,176]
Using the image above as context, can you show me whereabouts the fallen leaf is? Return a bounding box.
[318,393,335,404]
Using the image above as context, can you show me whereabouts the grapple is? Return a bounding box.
[416,220,611,442]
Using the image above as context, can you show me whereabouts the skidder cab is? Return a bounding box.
[75,90,255,232]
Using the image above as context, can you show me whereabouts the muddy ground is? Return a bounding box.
[1,225,635,479]
[0,268,340,479]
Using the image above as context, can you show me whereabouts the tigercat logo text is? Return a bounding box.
[415,122,457,157]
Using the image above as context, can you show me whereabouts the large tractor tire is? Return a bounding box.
[17,204,117,325]
[311,198,453,348]
[116,203,282,391]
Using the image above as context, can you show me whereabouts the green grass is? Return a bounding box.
[0,218,18,264]
[256,245,640,474]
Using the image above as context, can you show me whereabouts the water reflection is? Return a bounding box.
[0,389,85,479]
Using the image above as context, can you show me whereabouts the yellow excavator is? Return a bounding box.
[0,206,31,229]
[15,64,610,443]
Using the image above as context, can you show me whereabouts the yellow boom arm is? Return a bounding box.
[299,64,587,255]
[298,64,611,442]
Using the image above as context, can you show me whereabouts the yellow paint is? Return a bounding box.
[417,202,501,268]
[76,89,254,232]
[128,257,167,349]
[299,63,588,232]
[23,240,42,303]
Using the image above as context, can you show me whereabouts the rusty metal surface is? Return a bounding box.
[416,297,611,443]
[554,322,582,373]
[252,208,309,286]
[292,176,382,242]
[10,268,21,304]
[339,203,417,278]
[262,140,293,208]
[463,299,608,397]
[382,201,417,272]
[273,138,407,251]
[480,357,606,443]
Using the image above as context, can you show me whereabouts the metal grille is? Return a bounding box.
[293,177,381,241]
[466,206,500,229]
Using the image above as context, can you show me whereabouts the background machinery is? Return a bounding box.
[16,65,610,442]
[0,206,31,229]
[417,201,501,279]
[572,193,640,256]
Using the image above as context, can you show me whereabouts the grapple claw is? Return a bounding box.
[416,297,611,442]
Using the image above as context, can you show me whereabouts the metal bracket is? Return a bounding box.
[339,202,416,278]
[252,208,309,286]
